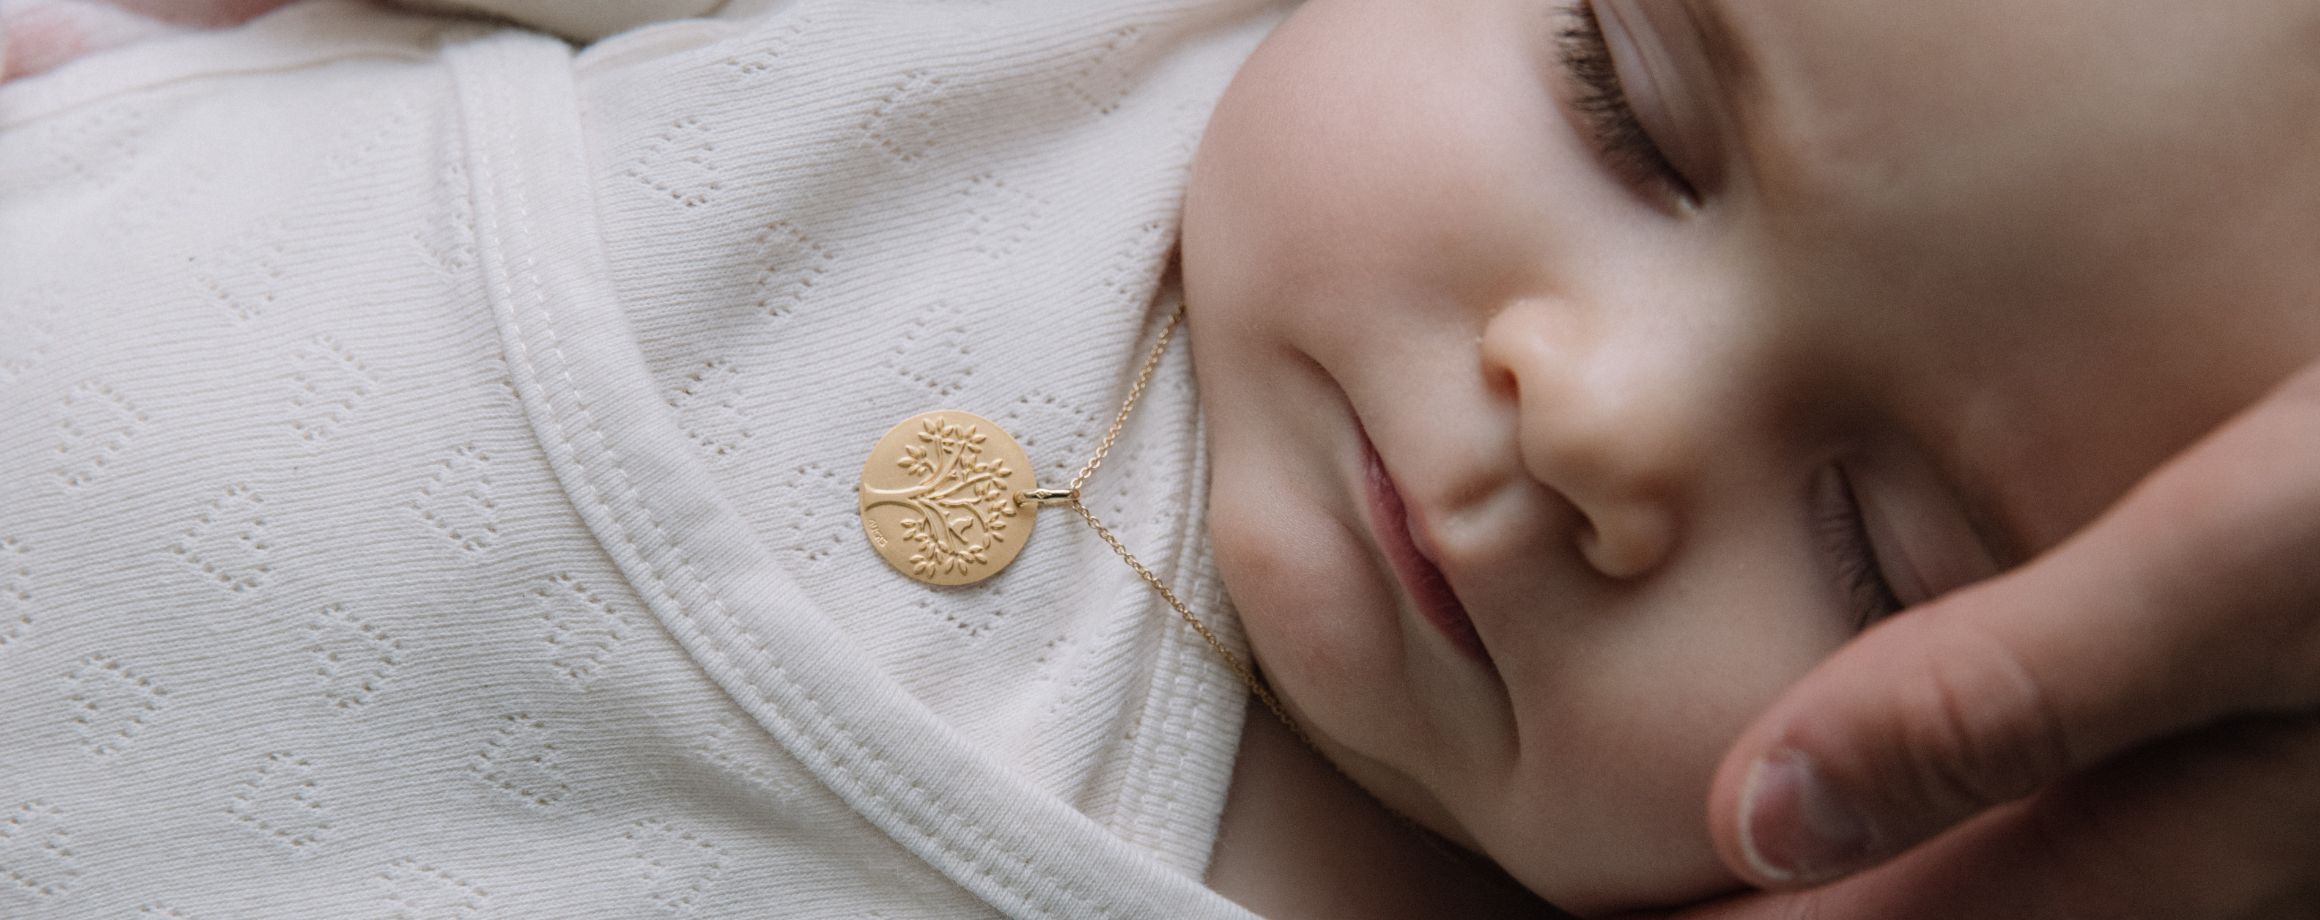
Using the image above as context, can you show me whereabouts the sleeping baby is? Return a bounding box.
[5,0,2318,917]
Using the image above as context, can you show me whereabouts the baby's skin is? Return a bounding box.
[1183,0,2320,913]
[17,1,2320,916]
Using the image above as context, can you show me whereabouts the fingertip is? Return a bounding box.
[1728,752,1798,887]
[1705,722,1788,888]
[1707,592,2077,892]
[1704,615,1955,890]
[1732,749,1884,887]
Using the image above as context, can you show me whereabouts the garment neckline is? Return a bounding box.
[444,26,1256,920]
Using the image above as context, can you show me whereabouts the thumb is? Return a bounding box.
[1708,362,2320,888]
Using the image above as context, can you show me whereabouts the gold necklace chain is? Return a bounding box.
[856,307,1309,744]
[1022,320,1492,875]
[856,317,1504,878]
[1017,306,1308,744]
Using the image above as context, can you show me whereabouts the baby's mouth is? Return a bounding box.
[1360,431,1494,670]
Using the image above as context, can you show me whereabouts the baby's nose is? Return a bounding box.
[1479,298,1721,581]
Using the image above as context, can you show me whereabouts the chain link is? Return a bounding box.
[1067,306,1183,497]
[1024,306,1308,743]
[997,307,1507,870]
[1064,500,1307,743]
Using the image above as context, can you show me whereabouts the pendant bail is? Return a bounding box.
[1019,487,1080,506]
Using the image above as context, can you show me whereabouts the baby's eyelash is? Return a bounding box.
[1814,467,1906,629]
[1555,2,1696,203]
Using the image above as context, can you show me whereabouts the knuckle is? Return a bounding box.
[1895,621,2075,827]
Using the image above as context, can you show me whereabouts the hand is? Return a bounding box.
[1672,361,2320,919]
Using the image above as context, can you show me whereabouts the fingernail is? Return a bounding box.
[1737,750,1875,885]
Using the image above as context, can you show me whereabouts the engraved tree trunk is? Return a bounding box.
[859,417,1020,578]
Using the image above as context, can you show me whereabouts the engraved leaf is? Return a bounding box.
[864,414,1034,581]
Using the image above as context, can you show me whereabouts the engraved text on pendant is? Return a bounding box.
[858,411,1039,586]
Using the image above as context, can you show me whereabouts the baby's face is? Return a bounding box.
[1183,0,2320,912]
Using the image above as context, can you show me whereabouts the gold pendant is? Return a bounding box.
[857,410,1040,586]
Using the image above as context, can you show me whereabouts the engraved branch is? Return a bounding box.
[861,417,1020,577]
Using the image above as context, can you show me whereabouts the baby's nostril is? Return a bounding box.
[1484,362,1520,398]
[1577,503,1677,581]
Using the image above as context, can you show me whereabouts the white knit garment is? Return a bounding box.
[0,0,1285,916]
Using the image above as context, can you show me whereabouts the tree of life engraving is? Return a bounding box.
[867,417,1017,575]
[858,411,1038,586]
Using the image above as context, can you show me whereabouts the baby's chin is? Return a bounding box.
[1219,582,1746,913]
[1378,768,1729,917]
[1201,509,1735,907]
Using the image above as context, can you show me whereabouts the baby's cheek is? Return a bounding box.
[1478,686,1747,913]
[1481,560,1848,911]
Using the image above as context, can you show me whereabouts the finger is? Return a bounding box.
[1709,362,2320,887]
[1672,716,2320,920]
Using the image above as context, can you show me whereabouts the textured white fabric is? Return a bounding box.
[0,0,1284,916]
[396,0,732,42]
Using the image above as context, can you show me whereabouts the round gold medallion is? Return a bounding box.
[858,411,1040,586]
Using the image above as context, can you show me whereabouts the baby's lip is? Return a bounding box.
[1360,429,1495,670]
